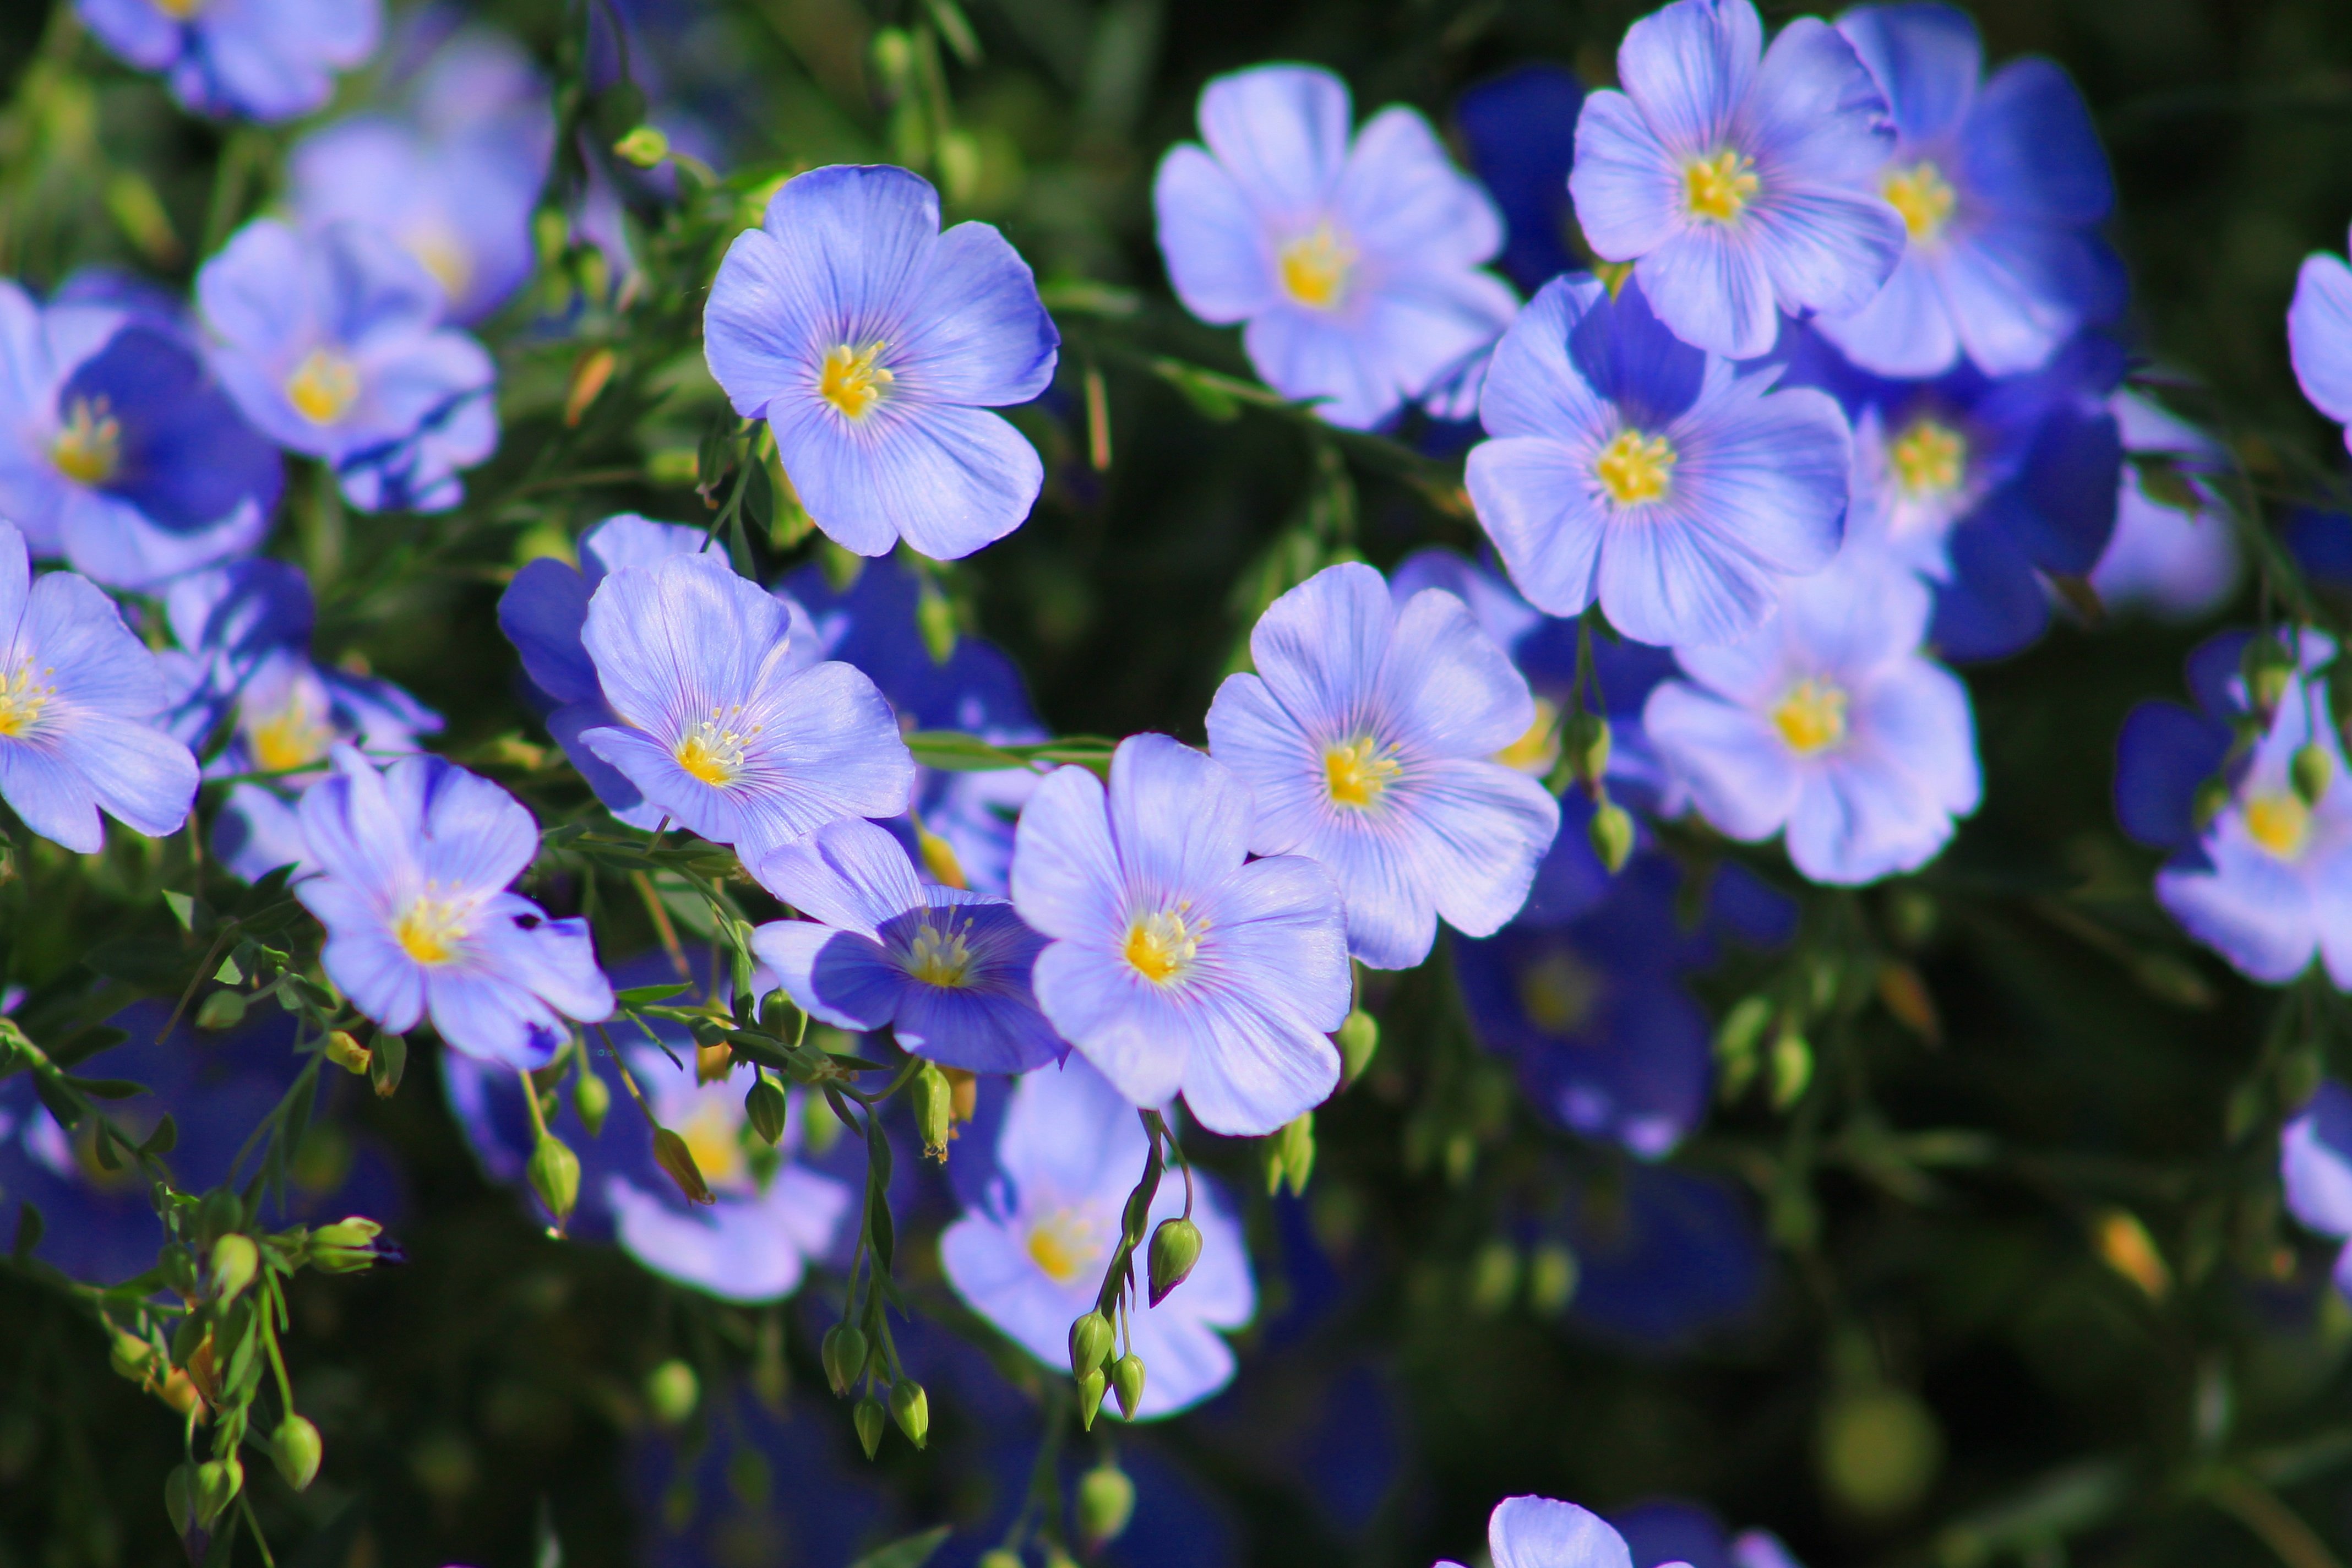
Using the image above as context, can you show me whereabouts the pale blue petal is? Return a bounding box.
[1616,0,1761,152]
[1813,248,1960,379]
[580,552,786,737]
[1785,752,1953,884]
[1153,144,1280,325]
[61,714,198,839]
[476,900,615,1025]
[1567,91,1683,264]
[26,572,167,716]
[1837,3,1982,145]
[1937,221,2094,378]
[1245,563,1395,739]
[1473,274,1614,440]
[1196,64,1353,215]
[1489,1496,1636,1568]
[896,220,1059,407]
[1634,228,1781,361]
[1962,57,2113,227]
[2283,1083,2352,1240]
[1107,733,1251,902]
[1645,681,1801,841]
[606,1174,809,1303]
[1334,105,1506,273]
[749,815,923,937]
[1204,671,1321,856]
[0,743,101,852]
[1396,759,1560,943]
[2290,252,2352,433]
[1380,586,1537,758]
[1741,184,1905,319]
[1010,763,1125,943]
[1740,19,1896,190]
[411,755,537,894]
[771,397,1043,560]
[2156,845,2319,985]
[1240,307,1396,430]
[423,967,566,1069]
[1032,940,1198,1113]
[580,514,709,581]
[1464,437,1609,618]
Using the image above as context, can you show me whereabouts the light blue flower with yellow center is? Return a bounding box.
[77,0,379,123]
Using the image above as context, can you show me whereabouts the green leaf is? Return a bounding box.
[62,1076,144,1100]
[141,1115,177,1157]
[617,981,695,1008]
[847,1526,952,1568]
[906,731,1027,772]
[162,889,199,932]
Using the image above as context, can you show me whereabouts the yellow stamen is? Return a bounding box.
[2245,791,2312,860]
[154,0,205,15]
[1883,160,1959,245]
[1518,950,1600,1034]
[674,1095,749,1191]
[1773,677,1849,756]
[1684,148,1760,224]
[817,342,894,420]
[1594,428,1676,507]
[1890,417,1966,498]
[285,347,362,426]
[673,711,755,787]
[391,892,470,965]
[906,921,976,989]
[51,397,121,486]
[1025,1207,1105,1285]
[1324,735,1402,809]
[0,660,55,739]
[1493,696,1561,776]
[1277,222,1357,310]
[246,695,335,774]
[1124,907,1202,986]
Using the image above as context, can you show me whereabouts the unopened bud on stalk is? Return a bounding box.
[2295,742,2334,804]
[745,1074,787,1145]
[853,1396,887,1459]
[192,1455,242,1527]
[822,1323,868,1397]
[1147,1216,1202,1306]
[1336,1008,1379,1086]
[1076,1367,1108,1430]
[1068,1310,1112,1378]
[1077,1461,1137,1547]
[573,1064,612,1137]
[890,1379,929,1448]
[1562,711,1611,788]
[309,1216,394,1273]
[1588,799,1635,873]
[529,1135,581,1225]
[652,1129,715,1204]
[205,1234,258,1304]
[271,1414,322,1491]
[1111,1353,1146,1420]
[911,1062,954,1161]
[645,1360,700,1425]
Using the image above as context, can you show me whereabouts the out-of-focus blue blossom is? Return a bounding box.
[1815,3,2120,379]
[1647,549,1979,885]
[780,553,1047,896]
[1456,65,1587,296]
[77,0,380,123]
[1557,1159,1768,1346]
[1783,326,2121,661]
[0,521,199,853]
[2289,509,2352,590]
[2089,392,2241,621]
[2290,225,2352,450]
[1010,733,1349,1136]
[1569,0,1902,360]
[628,1385,906,1567]
[1456,856,1714,1157]
[749,817,1062,1074]
[1154,63,1518,429]
[575,549,914,858]
[1468,274,1850,648]
[0,277,280,588]
[2282,1080,2352,1300]
[704,166,1059,560]
[1206,563,1558,970]
[939,1055,1254,1418]
[289,20,554,324]
[1439,1494,1638,1568]
[1610,1500,1804,1568]
[199,217,498,514]
[0,1003,394,1284]
[296,748,614,1068]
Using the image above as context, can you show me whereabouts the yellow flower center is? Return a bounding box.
[1883,160,1959,245]
[1684,148,1760,224]
[1492,696,1561,776]
[1595,428,1677,507]
[1278,222,1357,310]
[1025,1207,1107,1285]
[392,892,471,965]
[407,226,473,302]
[0,660,55,739]
[154,0,205,15]
[1325,734,1402,809]
[673,711,756,787]
[817,342,894,421]
[50,396,121,486]
[1890,417,1967,499]
[285,347,362,426]
[246,695,335,774]
[2244,790,2312,860]
[1518,950,1600,1034]
[906,920,976,989]
[1124,907,1202,986]
[1773,677,1850,756]
[674,1095,749,1191]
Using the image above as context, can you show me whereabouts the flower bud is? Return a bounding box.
[1588,799,1635,873]
[977,1553,1023,1568]
[164,1463,198,1537]
[529,1135,582,1226]
[613,125,670,168]
[745,1074,787,1146]
[323,1031,371,1076]
[195,989,246,1031]
[206,1234,258,1304]
[911,1063,954,1161]
[645,1359,700,1425]
[109,1327,157,1382]
[890,1379,929,1449]
[1068,1310,1112,1378]
[1336,1008,1379,1086]
[1077,1461,1137,1548]
[853,1395,887,1459]
[1110,1353,1146,1420]
[1076,1368,1107,1430]
[369,1032,406,1098]
[652,1129,716,1205]
[1562,711,1611,787]
[1263,1112,1315,1198]
[1770,1029,1813,1110]
[823,1322,868,1397]
[1147,1217,1202,1306]
[192,1454,243,1527]
[309,1216,390,1272]
[2295,742,2334,804]
[1527,1242,1580,1316]
[573,1064,612,1137]
[271,1414,322,1491]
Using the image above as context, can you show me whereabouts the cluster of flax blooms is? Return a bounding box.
[17,0,2352,1558]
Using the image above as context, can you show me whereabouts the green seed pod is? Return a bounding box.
[1588,799,1636,873]
[309,1216,386,1273]
[206,1233,258,1304]
[890,1379,929,1449]
[645,1360,700,1426]
[910,1061,953,1161]
[192,1454,243,1527]
[744,1074,787,1146]
[1147,1216,1203,1306]
[573,1064,612,1138]
[1076,1367,1107,1430]
[2295,742,2334,804]
[164,1463,198,1537]
[1770,1030,1814,1110]
[1076,1461,1137,1547]
[1336,1008,1379,1086]
[1111,1353,1146,1420]
[852,1395,887,1459]
[271,1414,322,1492]
[529,1135,582,1226]
[1068,1310,1112,1378]
[195,989,246,1032]
[822,1322,869,1397]
[613,125,670,167]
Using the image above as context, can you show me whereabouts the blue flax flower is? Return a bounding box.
[1439,1496,1643,1568]
[199,217,498,513]
[2290,224,2352,450]
[576,549,914,859]
[749,816,1063,1074]
[1153,64,1519,429]
[0,522,199,853]
[1569,0,1903,360]
[500,515,819,831]
[1557,1159,1768,1345]
[1010,733,1351,1136]
[704,165,1059,560]
[0,276,281,588]
[77,0,380,122]
[296,747,614,1068]
[1816,3,2120,378]
[1646,550,1980,884]
[1455,65,1587,296]
[2283,1080,2352,1301]
[2089,391,2240,622]
[289,23,554,324]
[1611,1500,1805,1568]
[1206,562,1559,969]
[940,1055,1254,1418]
[1467,273,1850,647]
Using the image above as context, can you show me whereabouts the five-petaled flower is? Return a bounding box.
[77,0,380,123]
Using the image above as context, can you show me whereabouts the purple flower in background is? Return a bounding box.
[576,550,914,858]
[940,1056,1254,1418]
[1455,65,1588,296]
[2290,225,2352,450]
[0,522,198,853]
[0,277,281,589]
[749,817,1063,1074]
[1439,1495,1638,1568]
[1153,64,1519,429]
[2089,391,2240,621]
[1555,1159,1768,1346]
[198,218,498,513]
[704,165,1059,560]
[1814,3,2120,379]
[1467,273,1850,647]
[289,23,554,324]
[1569,0,1902,360]
[1646,550,1980,884]
[77,0,380,122]
[1011,734,1350,1136]
[1206,563,1558,968]
[296,748,614,1068]
[2283,1080,2352,1300]
[1610,1499,1806,1568]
